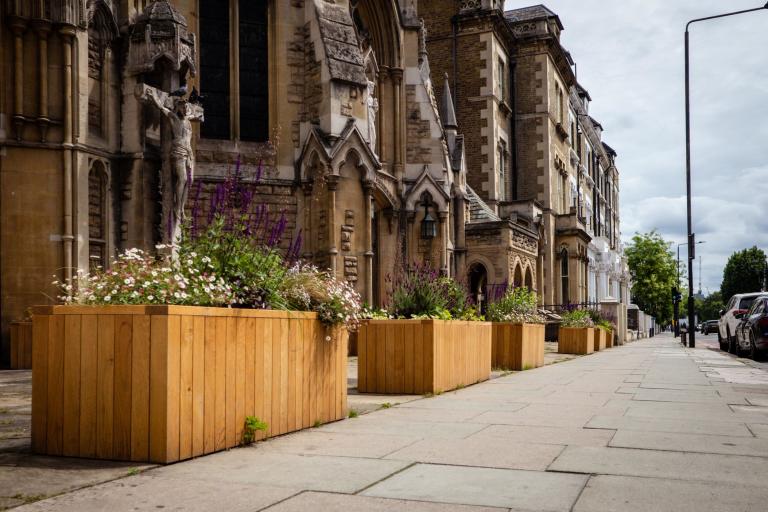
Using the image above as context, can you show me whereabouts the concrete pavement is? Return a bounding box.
[8,332,768,511]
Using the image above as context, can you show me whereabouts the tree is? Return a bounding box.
[698,291,725,321]
[720,247,767,301]
[625,231,677,325]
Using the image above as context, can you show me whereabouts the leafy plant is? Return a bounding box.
[388,263,476,320]
[625,231,677,325]
[348,409,359,418]
[243,416,268,444]
[486,287,544,324]
[559,309,594,328]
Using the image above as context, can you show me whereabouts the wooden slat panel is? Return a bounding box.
[165,316,181,462]
[394,324,405,393]
[203,317,217,454]
[245,318,256,427]
[192,316,205,458]
[96,315,115,459]
[31,316,50,452]
[225,317,237,448]
[279,318,289,433]
[357,324,367,392]
[131,315,151,462]
[113,316,133,460]
[253,318,266,440]
[45,315,65,455]
[262,318,273,436]
[149,316,168,463]
[294,319,304,431]
[24,323,33,368]
[62,315,81,457]
[179,316,194,461]
[404,323,415,394]
[287,318,297,432]
[79,315,98,457]
[236,318,247,444]
[270,317,281,434]
[10,324,19,369]
[214,317,227,451]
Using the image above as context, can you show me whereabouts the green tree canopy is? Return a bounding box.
[720,247,767,302]
[697,291,724,321]
[625,231,677,325]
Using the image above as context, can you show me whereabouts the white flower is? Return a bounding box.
[325,336,331,342]
[104,295,111,302]
[147,295,154,301]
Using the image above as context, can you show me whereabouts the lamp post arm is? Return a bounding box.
[686,4,768,32]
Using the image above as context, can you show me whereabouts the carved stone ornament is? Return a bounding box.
[127,0,197,76]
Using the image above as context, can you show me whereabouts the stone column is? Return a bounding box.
[326,175,339,277]
[363,181,374,306]
[9,17,26,141]
[439,211,449,275]
[61,27,76,287]
[390,68,403,181]
[33,21,51,142]
[378,67,390,164]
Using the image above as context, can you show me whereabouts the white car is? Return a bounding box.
[719,292,768,353]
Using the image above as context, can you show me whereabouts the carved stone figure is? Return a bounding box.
[136,84,204,245]
[367,79,379,154]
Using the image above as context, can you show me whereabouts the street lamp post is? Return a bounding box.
[675,240,705,338]
[684,3,768,348]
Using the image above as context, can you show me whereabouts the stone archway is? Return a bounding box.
[513,264,524,289]
[468,263,489,314]
[524,266,534,291]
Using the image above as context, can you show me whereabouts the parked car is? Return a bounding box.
[701,320,718,335]
[719,292,768,353]
[735,297,768,360]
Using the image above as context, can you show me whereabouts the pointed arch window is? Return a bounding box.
[199,0,269,141]
[88,162,108,271]
[560,248,570,304]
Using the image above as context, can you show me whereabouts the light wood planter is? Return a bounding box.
[30,305,347,464]
[10,321,33,369]
[558,327,595,355]
[605,329,614,348]
[357,320,491,395]
[594,329,609,351]
[491,323,545,371]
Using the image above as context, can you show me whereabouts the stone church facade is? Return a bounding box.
[0,0,628,362]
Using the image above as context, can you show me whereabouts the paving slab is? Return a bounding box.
[318,416,489,439]
[469,424,616,447]
[150,450,410,493]
[549,445,768,486]
[362,463,588,511]
[12,475,300,512]
[262,492,508,512]
[623,401,739,421]
[257,430,422,459]
[586,414,753,437]
[365,405,487,423]
[609,429,768,456]
[631,388,723,403]
[383,436,565,470]
[573,474,768,512]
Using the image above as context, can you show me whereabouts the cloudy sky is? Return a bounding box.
[503,1,768,295]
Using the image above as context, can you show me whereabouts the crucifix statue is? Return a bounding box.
[136,83,204,247]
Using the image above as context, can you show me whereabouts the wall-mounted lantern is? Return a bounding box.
[420,193,437,239]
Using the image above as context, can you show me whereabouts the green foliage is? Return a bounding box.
[180,216,289,309]
[487,287,544,324]
[389,263,476,320]
[243,416,268,444]
[721,247,767,302]
[625,231,677,325]
[380,402,392,409]
[348,409,359,418]
[559,309,594,328]
[313,420,322,428]
[698,291,725,321]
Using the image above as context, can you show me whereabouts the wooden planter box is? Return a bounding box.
[605,329,614,348]
[10,321,33,369]
[594,329,608,352]
[491,323,545,371]
[357,320,491,395]
[30,305,347,464]
[558,327,595,355]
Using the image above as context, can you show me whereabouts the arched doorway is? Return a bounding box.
[513,264,523,288]
[469,263,488,313]
[560,248,570,304]
[524,267,534,291]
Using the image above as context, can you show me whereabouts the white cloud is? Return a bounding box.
[505,0,768,293]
